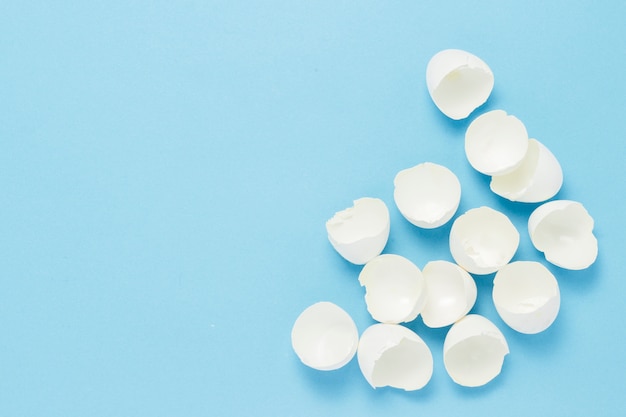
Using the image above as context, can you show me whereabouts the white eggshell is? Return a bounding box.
[426,49,494,120]
[528,200,598,270]
[465,110,529,176]
[326,197,390,265]
[357,323,433,390]
[358,254,426,324]
[493,261,560,334]
[291,302,359,371]
[421,261,477,328]
[393,162,462,229]
[443,314,509,387]
[449,206,520,275]
[490,139,563,202]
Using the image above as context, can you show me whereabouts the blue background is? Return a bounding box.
[1,1,625,416]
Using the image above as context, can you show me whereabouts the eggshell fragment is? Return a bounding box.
[490,139,563,202]
[449,206,520,275]
[528,200,598,270]
[465,110,529,176]
[493,261,560,334]
[291,302,359,371]
[326,197,390,265]
[358,254,426,324]
[443,314,509,387]
[393,162,462,229]
[421,261,477,328]
[426,49,494,120]
[357,323,433,390]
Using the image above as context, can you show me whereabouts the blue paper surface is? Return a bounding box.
[1,1,625,416]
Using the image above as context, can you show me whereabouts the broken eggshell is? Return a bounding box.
[528,200,598,270]
[465,110,529,176]
[426,49,494,120]
[493,261,560,334]
[358,254,426,324]
[357,323,433,390]
[393,162,462,229]
[291,301,359,371]
[326,197,390,265]
[421,260,477,328]
[449,206,520,275]
[443,314,509,387]
[490,138,563,203]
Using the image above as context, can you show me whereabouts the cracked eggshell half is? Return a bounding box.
[357,323,433,390]
[393,162,461,229]
[493,261,560,334]
[291,302,359,371]
[426,49,494,120]
[358,254,426,324]
[528,200,598,270]
[326,197,390,265]
[465,110,529,176]
[449,206,520,275]
[490,139,563,203]
[421,260,477,328]
[443,314,509,387]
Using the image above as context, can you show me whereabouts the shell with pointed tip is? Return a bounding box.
[357,323,433,390]
[326,197,390,265]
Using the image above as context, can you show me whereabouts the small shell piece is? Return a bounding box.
[326,197,390,265]
[358,254,426,324]
[426,49,494,120]
[393,162,462,229]
[490,139,563,202]
[528,200,598,270]
[291,302,359,371]
[443,314,509,387]
[493,261,560,334]
[357,323,433,390]
[465,110,529,176]
[421,261,477,328]
[449,206,520,275]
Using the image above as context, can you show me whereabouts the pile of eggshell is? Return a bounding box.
[291,49,598,390]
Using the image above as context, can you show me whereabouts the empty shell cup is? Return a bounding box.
[326,197,390,265]
[449,206,520,275]
[490,139,563,203]
[393,162,462,229]
[493,261,560,334]
[443,314,509,387]
[465,110,529,176]
[291,302,359,371]
[357,323,433,390]
[421,260,477,328]
[358,254,426,324]
[426,49,494,120]
[528,200,598,270]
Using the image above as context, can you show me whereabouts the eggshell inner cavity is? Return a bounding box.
[449,206,520,275]
[493,261,560,334]
[291,302,359,371]
[393,162,461,229]
[443,314,509,387]
[421,261,477,328]
[359,254,426,324]
[528,200,598,270]
[490,138,563,203]
[426,49,494,120]
[357,323,433,390]
[326,197,390,265]
[465,110,529,175]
